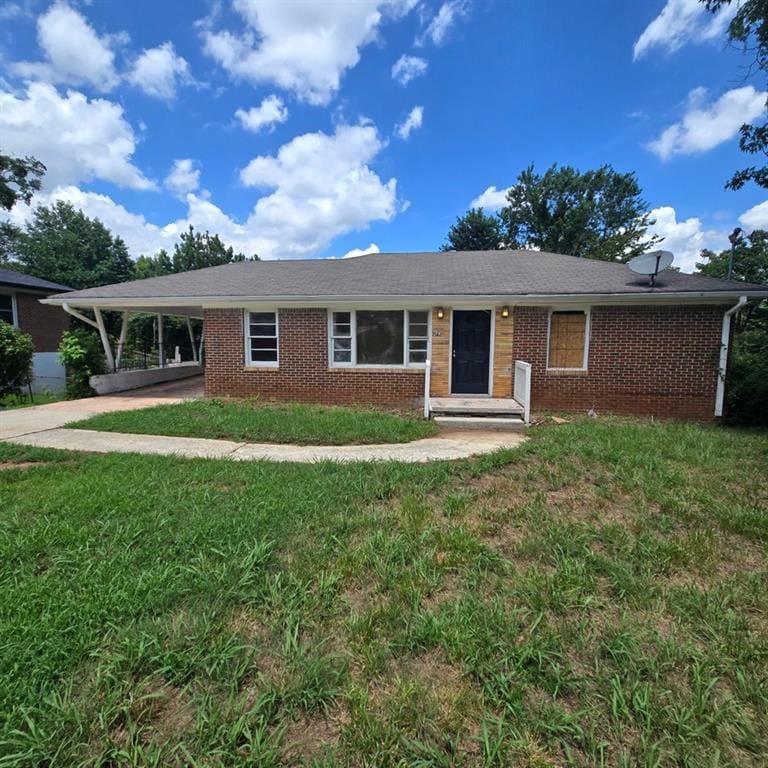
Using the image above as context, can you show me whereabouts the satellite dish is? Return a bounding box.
[628,250,674,286]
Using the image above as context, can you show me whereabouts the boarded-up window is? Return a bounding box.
[548,310,587,369]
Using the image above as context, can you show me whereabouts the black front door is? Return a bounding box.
[451,310,491,394]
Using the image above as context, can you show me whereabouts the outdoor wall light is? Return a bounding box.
[500,306,510,318]
[436,307,445,319]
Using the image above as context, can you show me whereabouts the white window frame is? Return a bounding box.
[546,307,591,372]
[0,292,18,328]
[244,310,279,368]
[327,309,430,369]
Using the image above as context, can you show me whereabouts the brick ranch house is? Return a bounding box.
[1,267,71,393]
[41,250,768,421]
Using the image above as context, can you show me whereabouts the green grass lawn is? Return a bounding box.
[0,392,64,410]
[1,418,767,766]
[68,398,438,445]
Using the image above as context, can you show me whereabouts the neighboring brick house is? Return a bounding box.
[1,268,71,393]
[41,251,768,420]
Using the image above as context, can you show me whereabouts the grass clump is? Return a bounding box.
[1,418,767,765]
[68,398,437,445]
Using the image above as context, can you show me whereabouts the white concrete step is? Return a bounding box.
[434,415,527,431]
[429,396,525,417]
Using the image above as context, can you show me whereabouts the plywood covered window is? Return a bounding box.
[547,310,588,370]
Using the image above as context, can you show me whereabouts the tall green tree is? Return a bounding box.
[696,229,768,424]
[441,208,504,251]
[0,151,45,211]
[14,201,134,289]
[0,150,46,263]
[171,226,254,272]
[703,0,768,189]
[133,249,174,279]
[499,164,658,261]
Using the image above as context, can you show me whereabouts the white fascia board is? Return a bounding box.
[40,291,768,311]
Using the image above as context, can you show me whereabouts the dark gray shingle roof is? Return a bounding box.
[45,250,768,302]
[0,267,72,292]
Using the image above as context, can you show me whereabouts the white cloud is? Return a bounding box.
[239,123,398,257]
[395,105,423,139]
[739,200,768,230]
[647,86,767,160]
[201,0,417,105]
[469,185,510,210]
[0,82,156,190]
[12,1,121,91]
[127,42,192,100]
[633,0,737,59]
[235,94,288,132]
[5,185,166,256]
[417,0,466,46]
[164,159,200,196]
[391,54,427,85]
[5,120,399,261]
[646,205,727,271]
[342,243,380,258]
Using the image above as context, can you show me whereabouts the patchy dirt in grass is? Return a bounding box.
[0,461,49,471]
[229,606,270,642]
[281,705,348,765]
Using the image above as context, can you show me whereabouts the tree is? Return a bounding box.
[14,201,134,290]
[703,1,768,189]
[696,229,768,424]
[0,151,45,212]
[441,208,504,251]
[499,164,658,261]
[133,249,173,279]
[697,229,768,286]
[0,323,34,401]
[171,226,254,272]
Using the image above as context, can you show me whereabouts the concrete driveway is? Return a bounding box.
[0,376,203,440]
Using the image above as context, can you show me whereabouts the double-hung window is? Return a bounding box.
[407,311,429,364]
[0,294,15,326]
[246,311,278,366]
[329,310,429,367]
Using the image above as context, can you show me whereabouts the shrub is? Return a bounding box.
[726,328,768,425]
[59,329,107,399]
[0,322,34,400]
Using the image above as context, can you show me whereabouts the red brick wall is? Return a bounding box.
[15,292,70,352]
[204,308,424,406]
[513,304,726,420]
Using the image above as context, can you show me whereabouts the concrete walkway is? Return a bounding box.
[1,376,525,463]
[7,427,524,463]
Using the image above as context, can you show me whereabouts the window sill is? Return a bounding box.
[546,368,589,377]
[243,364,279,371]
[328,365,425,373]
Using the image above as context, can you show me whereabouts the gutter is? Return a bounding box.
[715,295,748,418]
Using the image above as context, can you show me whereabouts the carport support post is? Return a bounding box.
[186,317,198,363]
[115,311,129,369]
[157,314,165,368]
[93,307,116,372]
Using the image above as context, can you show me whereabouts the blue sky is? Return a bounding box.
[1,0,766,270]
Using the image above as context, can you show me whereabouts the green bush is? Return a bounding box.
[59,329,107,399]
[726,328,768,425]
[0,322,34,400]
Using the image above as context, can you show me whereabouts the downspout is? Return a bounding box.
[715,295,747,418]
